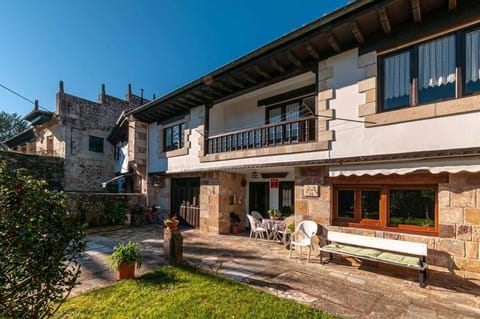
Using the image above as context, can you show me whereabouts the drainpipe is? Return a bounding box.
[145,121,149,208]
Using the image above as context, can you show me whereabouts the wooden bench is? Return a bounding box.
[320,231,428,287]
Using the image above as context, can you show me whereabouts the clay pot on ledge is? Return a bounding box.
[164,219,179,230]
[231,225,240,234]
[117,261,136,280]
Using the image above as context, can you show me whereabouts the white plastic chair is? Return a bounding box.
[289,221,318,263]
[251,211,263,221]
[274,215,295,243]
[247,214,268,240]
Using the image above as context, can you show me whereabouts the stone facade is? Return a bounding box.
[67,192,146,226]
[0,151,64,190]
[199,171,246,234]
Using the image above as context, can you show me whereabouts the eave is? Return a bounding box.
[129,0,472,123]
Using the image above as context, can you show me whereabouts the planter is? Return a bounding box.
[164,220,179,230]
[231,225,240,234]
[117,261,136,280]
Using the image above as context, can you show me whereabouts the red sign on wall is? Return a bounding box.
[270,178,279,188]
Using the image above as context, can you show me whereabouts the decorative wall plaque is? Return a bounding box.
[303,185,319,197]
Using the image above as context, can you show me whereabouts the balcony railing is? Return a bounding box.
[207,116,316,154]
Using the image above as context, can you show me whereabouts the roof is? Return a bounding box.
[23,109,54,126]
[129,0,457,123]
[3,128,35,147]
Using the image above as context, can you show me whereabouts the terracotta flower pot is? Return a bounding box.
[164,220,179,230]
[117,261,136,280]
[231,225,240,234]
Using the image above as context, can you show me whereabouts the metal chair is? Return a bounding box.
[247,214,268,240]
[289,220,318,263]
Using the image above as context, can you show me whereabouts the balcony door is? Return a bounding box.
[249,182,270,218]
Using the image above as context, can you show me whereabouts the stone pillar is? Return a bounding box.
[164,228,183,266]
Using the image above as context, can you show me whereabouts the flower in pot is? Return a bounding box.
[106,241,142,280]
[267,209,282,219]
[229,211,241,234]
[164,216,179,230]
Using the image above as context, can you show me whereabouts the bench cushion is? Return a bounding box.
[322,243,423,269]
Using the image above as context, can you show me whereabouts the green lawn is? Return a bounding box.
[55,266,337,319]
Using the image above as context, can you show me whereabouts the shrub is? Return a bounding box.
[105,201,127,225]
[0,161,86,319]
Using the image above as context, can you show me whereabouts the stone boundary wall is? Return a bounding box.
[66,192,146,227]
[0,151,64,190]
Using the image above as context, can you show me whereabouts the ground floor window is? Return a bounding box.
[333,184,437,234]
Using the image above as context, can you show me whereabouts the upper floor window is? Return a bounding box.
[380,34,457,110]
[89,136,104,153]
[164,123,185,152]
[465,29,480,94]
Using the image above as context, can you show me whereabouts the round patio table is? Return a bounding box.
[261,218,284,240]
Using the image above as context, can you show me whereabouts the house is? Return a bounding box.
[111,0,480,279]
[4,82,148,192]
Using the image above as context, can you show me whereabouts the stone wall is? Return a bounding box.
[67,192,146,227]
[0,151,64,190]
[199,171,246,234]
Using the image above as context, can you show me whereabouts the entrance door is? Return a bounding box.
[171,178,200,227]
[279,181,295,215]
[249,182,270,217]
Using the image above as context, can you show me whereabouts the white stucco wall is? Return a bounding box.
[148,48,480,174]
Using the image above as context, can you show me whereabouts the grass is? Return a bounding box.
[55,266,337,319]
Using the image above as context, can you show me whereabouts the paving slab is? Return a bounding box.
[73,226,480,319]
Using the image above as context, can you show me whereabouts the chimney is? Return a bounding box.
[101,83,106,95]
[59,80,64,93]
[140,88,144,105]
[152,93,156,100]
[34,99,39,111]
[128,83,132,95]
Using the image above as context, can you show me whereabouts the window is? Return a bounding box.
[465,29,480,94]
[380,34,457,110]
[88,136,104,153]
[333,185,437,233]
[164,123,185,152]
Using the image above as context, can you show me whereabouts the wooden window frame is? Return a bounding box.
[332,184,438,236]
[163,122,185,152]
[378,32,461,112]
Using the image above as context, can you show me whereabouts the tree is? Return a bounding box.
[0,111,29,142]
[0,161,86,318]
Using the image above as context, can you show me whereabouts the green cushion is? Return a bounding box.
[323,244,421,267]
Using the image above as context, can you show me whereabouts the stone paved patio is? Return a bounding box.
[75,225,480,319]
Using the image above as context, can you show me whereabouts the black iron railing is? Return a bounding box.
[207,116,316,154]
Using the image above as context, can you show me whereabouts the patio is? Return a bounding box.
[76,225,480,319]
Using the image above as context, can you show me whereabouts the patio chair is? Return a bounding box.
[273,215,295,244]
[289,220,318,263]
[251,211,263,221]
[247,214,268,240]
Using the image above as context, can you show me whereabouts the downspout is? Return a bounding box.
[145,121,149,207]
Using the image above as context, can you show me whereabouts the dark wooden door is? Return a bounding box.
[279,181,295,215]
[249,182,270,217]
[171,178,200,227]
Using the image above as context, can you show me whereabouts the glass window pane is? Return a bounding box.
[165,127,172,151]
[172,125,179,149]
[418,35,456,104]
[338,190,355,219]
[361,190,380,220]
[389,189,435,227]
[384,51,411,109]
[285,102,300,120]
[465,29,480,94]
[267,106,282,123]
[179,123,185,148]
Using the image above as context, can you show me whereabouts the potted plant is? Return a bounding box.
[267,209,282,219]
[229,211,241,234]
[106,241,142,280]
[164,216,179,230]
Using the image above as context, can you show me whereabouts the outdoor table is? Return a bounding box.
[261,218,284,240]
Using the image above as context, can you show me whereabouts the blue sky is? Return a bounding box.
[0,0,351,116]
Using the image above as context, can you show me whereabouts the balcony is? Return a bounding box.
[207,116,316,154]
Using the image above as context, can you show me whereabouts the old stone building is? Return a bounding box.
[5,81,148,192]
